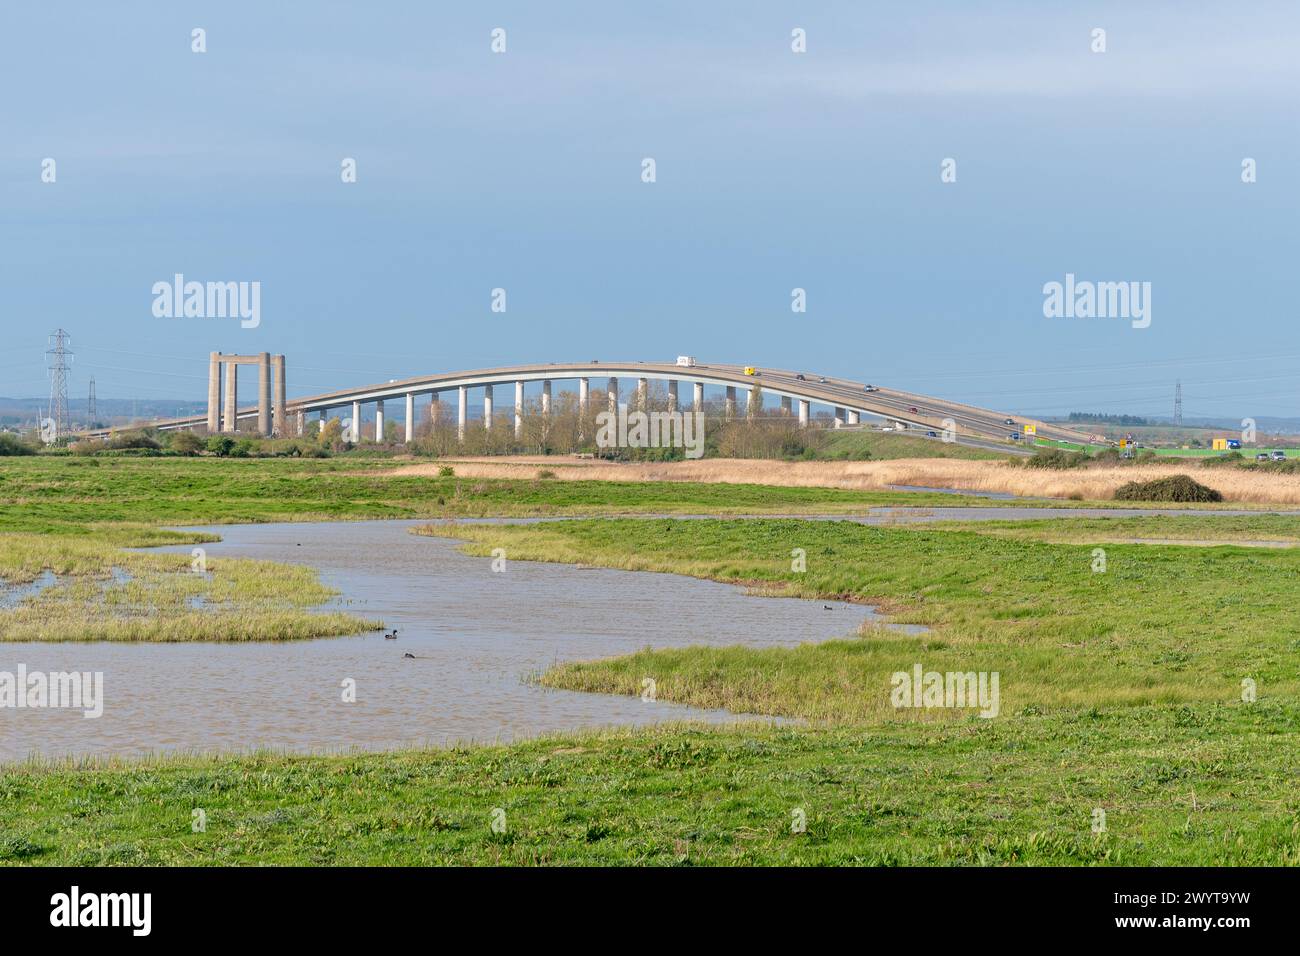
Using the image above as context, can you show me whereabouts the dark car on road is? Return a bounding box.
[795,373,806,381]
[1256,453,1270,461]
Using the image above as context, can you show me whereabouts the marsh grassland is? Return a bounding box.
[3,456,1299,865]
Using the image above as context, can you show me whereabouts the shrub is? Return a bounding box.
[438,466,455,478]
[1113,474,1222,503]
[170,431,204,455]
[206,435,236,457]
[1023,448,1086,470]
[536,469,557,479]
[0,433,36,456]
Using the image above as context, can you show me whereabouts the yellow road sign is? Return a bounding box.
[1023,424,1036,435]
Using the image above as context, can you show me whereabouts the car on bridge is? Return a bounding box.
[795,373,806,381]
[744,366,758,376]
[1004,418,1016,426]
[1009,432,1022,441]
[864,384,879,392]
[925,430,938,438]
[908,405,919,414]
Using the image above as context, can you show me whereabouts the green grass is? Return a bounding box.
[3,705,1297,865]
[5,455,1299,865]
[932,513,1300,545]
[419,517,1300,720]
[820,430,1006,461]
[0,456,1048,533]
[0,528,380,642]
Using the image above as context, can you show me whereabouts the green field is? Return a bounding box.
[820,429,1006,460]
[3,456,1298,865]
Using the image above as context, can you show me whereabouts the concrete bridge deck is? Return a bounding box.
[74,359,1097,446]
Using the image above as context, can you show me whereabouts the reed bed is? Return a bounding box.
[391,456,1300,505]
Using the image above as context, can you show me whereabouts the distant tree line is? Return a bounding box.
[1067,412,1150,426]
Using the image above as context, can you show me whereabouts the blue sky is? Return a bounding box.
[2,1,1297,419]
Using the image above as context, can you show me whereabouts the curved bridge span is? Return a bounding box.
[79,359,1096,446]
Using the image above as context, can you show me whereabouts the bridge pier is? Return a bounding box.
[725,386,736,421]
[514,381,524,439]
[483,387,493,431]
[458,386,467,440]
[607,377,618,414]
[224,363,239,433]
[781,395,792,415]
[578,378,589,439]
[318,410,326,434]
[273,355,286,436]
[257,353,271,436]
[374,402,385,442]
[351,401,361,442]
[746,386,759,419]
[798,399,809,427]
[693,382,704,413]
[541,381,551,416]
[833,407,846,428]
[637,378,648,411]
[207,353,221,433]
[848,410,860,425]
[667,380,678,412]
[405,393,415,443]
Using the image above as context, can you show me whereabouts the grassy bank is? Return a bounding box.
[3,703,1297,866]
[0,528,379,642]
[0,457,1037,534]
[418,517,1300,720]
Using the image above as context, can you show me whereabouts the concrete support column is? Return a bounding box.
[375,402,385,442]
[798,400,810,427]
[318,411,326,434]
[405,393,415,443]
[430,394,442,429]
[351,400,361,442]
[207,352,221,433]
[667,380,679,412]
[746,386,758,419]
[834,407,846,428]
[295,409,304,437]
[272,355,286,437]
[483,387,493,431]
[693,382,704,412]
[578,378,589,439]
[457,386,467,440]
[223,363,238,432]
[541,381,551,416]
[257,353,271,436]
[725,386,736,421]
[607,378,618,414]
[781,396,792,415]
[637,377,648,411]
[848,410,860,426]
[514,380,524,439]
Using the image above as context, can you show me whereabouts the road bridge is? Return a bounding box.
[75,358,1097,447]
